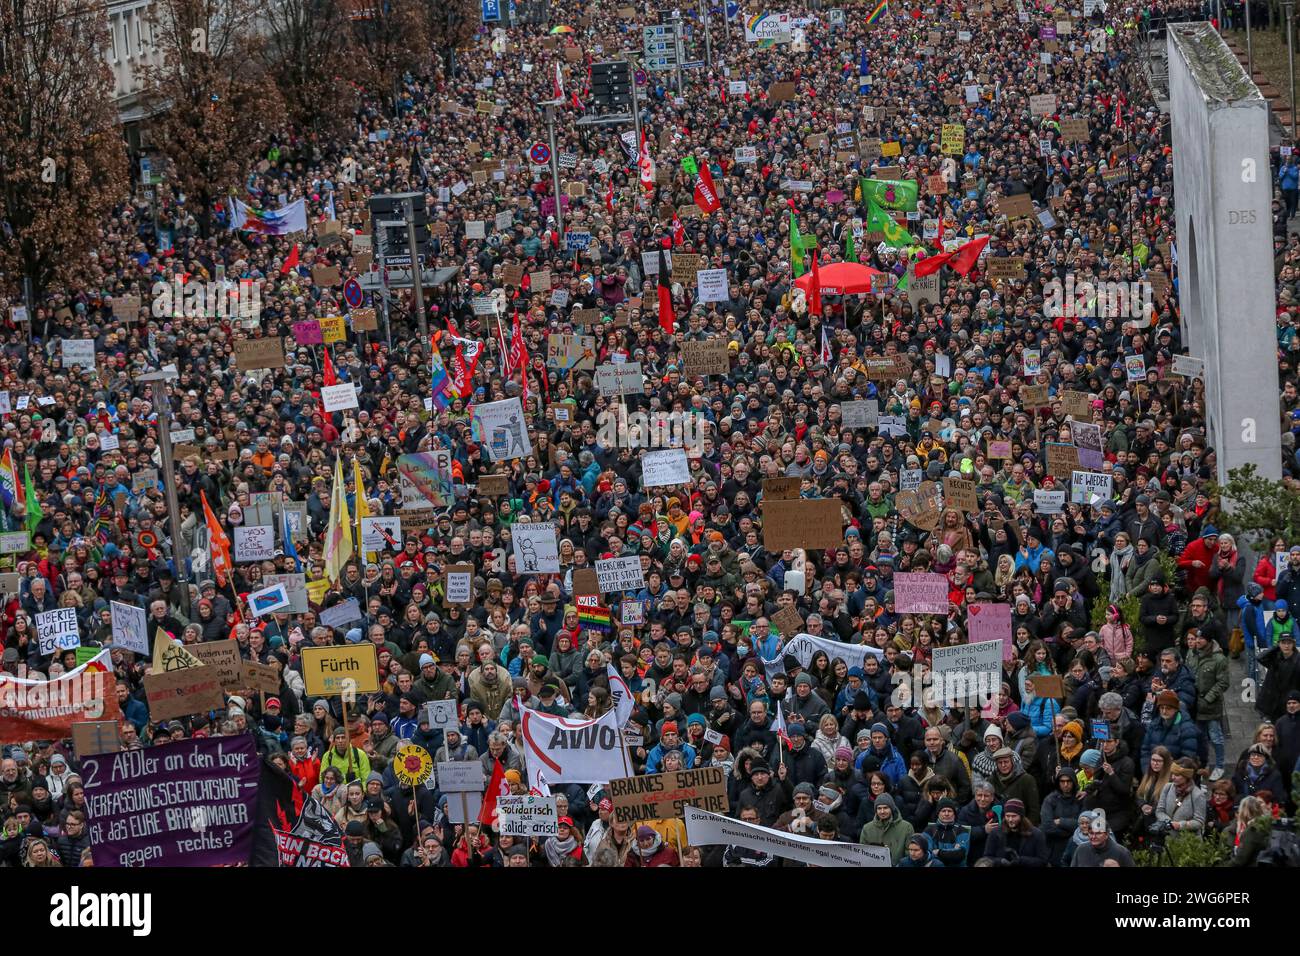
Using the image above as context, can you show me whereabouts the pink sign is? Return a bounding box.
[893,572,950,615]
[293,320,323,345]
[967,602,1014,660]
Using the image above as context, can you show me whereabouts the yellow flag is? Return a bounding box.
[352,457,371,557]
[324,456,354,584]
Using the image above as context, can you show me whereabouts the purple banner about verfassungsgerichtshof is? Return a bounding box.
[81,734,259,867]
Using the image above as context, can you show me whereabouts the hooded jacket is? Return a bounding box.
[1040,771,1084,864]
[1190,641,1229,721]
[992,766,1040,824]
[924,818,971,867]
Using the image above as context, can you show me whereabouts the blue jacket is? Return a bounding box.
[645,742,697,774]
[1141,710,1200,765]
[924,821,971,867]
[1163,664,1198,715]
[857,742,906,785]
[1023,695,1060,738]
[1281,162,1300,191]
[1238,595,1270,650]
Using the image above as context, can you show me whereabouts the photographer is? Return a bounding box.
[1154,760,1208,837]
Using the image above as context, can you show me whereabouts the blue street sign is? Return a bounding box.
[481,0,500,22]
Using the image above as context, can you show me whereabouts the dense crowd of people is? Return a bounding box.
[1,0,1299,869]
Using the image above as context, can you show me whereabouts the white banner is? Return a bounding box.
[233,525,275,562]
[517,704,628,789]
[594,556,645,594]
[641,448,691,487]
[511,522,560,574]
[109,601,149,655]
[594,362,645,397]
[841,399,879,429]
[760,632,882,680]
[36,608,80,655]
[683,806,890,867]
[1033,489,1066,514]
[696,269,729,302]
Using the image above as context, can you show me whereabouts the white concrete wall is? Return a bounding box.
[105,0,165,102]
[1168,23,1282,483]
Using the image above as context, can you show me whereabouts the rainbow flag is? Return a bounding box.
[866,0,888,23]
[229,196,308,236]
[576,594,612,632]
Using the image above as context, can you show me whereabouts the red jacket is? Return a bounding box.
[1253,556,1279,602]
[1178,537,1216,595]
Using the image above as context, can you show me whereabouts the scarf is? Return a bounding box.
[1109,545,1134,602]
[632,831,664,861]
[544,833,580,867]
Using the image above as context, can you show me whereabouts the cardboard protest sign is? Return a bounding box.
[943,477,978,513]
[1059,117,1089,143]
[771,605,805,638]
[300,644,380,697]
[143,667,226,722]
[682,340,731,376]
[893,572,950,614]
[242,660,282,695]
[190,640,245,690]
[1046,442,1081,478]
[1060,390,1094,419]
[762,477,802,500]
[572,568,600,598]
[234,337,286,370]
[985,257,1026,280]
[768,81,798,101]
[71,721,122,759]
[762,499,843,550]
[996,193,1035,219]
[478,474,510,497]
[1020,384,1049,407]
[608,767,730,824]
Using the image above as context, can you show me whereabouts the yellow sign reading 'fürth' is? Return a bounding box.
[300,644,380,698]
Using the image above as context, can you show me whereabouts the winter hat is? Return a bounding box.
[709,685,728,701]
[787,722,806,738]
[794,673,815,688]
[636,825,656,839]
[1081,749,1103,768]
[686,713,707,728]
[1062,719,1085,739]
[750,760,771,774]
[992,747,1014,761]
[834,746,854,761]
[870,722,890,738]
[504,770,522,784]
[874,793,899,813]
[1156,690,1180,709]
[852,691,873,710]
[1006,712,1031,732]
[362,842,383,862]
[794,782,817,797]
[983,725,1004,744]
[937,797,959,815]
[660,721,679,735]
[856,729,872,742]
[1003,798,1026,816]
[345,820,365,837]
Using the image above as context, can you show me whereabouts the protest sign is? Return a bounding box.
[109,601,149,655]
[682,340,731,376]
[248,583,291,618]
[762,498,843,550]
[263,573,309,615]
[233,525,276,562]
[770,605,804,638]
[0,531,29,554]
[319,598,363,630]
[61,339,96,370]
[444,564,474,606]
[595,362,645,396]
[1060,390,1094,419]
[967,603,1015,660]
[81,735,260,867]
[987,440,1012,460]
[396,451,454,508]
[234,337,286,370]
[36,608,80,655]
[1034,489,1067,514]
[1046,442,1080,478]
[511,522,561,573]
[930,639,1003,704]
[595,556,646,593]
[190,641,245,690]
[841,399,879,429]
[424,699,459,736]
[641,448,691,487]
[762,477,802,500]
[608,767,730,823]
[1125,355,1147,381]
[893,572,950,614]
[300,644,379,697]
[143,667,226,722]
[943,477,978,513]
[546,333,597,371]
[473,398,533,461]
[696,269,729,302]
[496,795,560,837]
[71,721,122,760]
[1170,354,1204,379]
[1071,470,1114,504]
[242,660,282,695]
[360,516,402,552]
[1072,421,1104,469]
[684,806,890,867]
[996,193,1035,219]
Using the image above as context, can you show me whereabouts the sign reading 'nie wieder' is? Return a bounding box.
[81,735,259,867]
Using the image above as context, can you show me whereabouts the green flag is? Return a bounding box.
[23,464,41,535]
[845,229,857,263]
[866,197,913,250]
[860,178,919,212]
[790,212,806,277]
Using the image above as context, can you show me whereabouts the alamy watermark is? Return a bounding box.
[1044,275,1152,323]
[595,406,708,450]
[890,667,999,710]
[151,276,261,321]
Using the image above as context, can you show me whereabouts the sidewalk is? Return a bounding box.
[1223,651,1263,768]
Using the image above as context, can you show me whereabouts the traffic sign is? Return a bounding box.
[529,141,552,165]
[481,0,500,21]
[635,69,648,86]
[343,277,364,309]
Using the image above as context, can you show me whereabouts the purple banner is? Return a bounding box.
[82,735,259,867]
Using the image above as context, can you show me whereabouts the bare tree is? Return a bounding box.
[428,0,479,76]
[0,0,129,297]
[139,0,283,236]
[261,0,356,134]
[346,0,426,102]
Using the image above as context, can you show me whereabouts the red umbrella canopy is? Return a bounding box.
[794,261,884,295]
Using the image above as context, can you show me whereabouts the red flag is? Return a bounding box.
[322,349,338,386]
[604,180,615,215]
[553,62,564,100]
[657,242,675,336]
[948,235,991,277]
[508,310,524,376]
[479,759,508,826]
[280,245,299,275]
[693,165,722,214]
[913,250,954,278]
[201,490,233,588]
[809,251,822,317]
[671,214,684,248]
